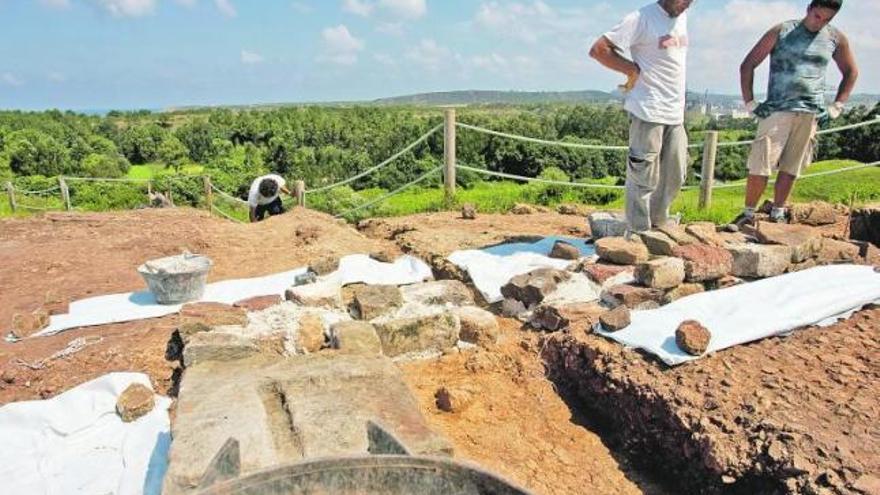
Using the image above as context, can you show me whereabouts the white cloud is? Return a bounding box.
[319,25,365,65]
[405,39,450,72]
[342,0,373,17]
[214,0,236,18]
[93,0,156,17]
[378,0,425,20]
[474,0,604,44]
[2,73,24,87]
[240,49,264,64]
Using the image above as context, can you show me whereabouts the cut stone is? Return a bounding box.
[577,262,634,285]
[755,222,823,263]
[435,385,477,413]
[640,230,679,256]
[179,302,248,328]
[634,257,686,289]
[373,311,460,357]
[530,302,607,334]
[549,240,581,260]
[309,256,340,276]
[456,306,499,348]
[588,212,627,240]
[676,320,711,356]
[599,306,631,332]
[685,223,724,247]
[816,239,861,264]
[286,281,344,309]
[296,313,327,353]
[329,321,383,356]
[728,244,792,278]
[183,331,260,367]
[603,284,665,309]
[501,268,571,309]
[595,237,649,265]
[234,295,283,312]
[116,383,155,423]
[789,201,837,226]
[657,224,698,245]
[664,283,705,304]
[461,204,477,220]
[400,280,474,307]
[352,285,404,320]
[673,244,734,282]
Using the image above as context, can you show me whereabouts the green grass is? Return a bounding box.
[127,163,204,179]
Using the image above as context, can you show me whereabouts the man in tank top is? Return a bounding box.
[736,0,858,226]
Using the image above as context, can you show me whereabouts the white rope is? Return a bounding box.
[211,184,248,205]
[334,166,442,218]
[456,164,627,190]
[816,117,880,135]
[696,161,880,191]
[456,123,629,151]
[64,177,152,183]
[307,124,443,194]
[211,204,246,224]
[13,185,61,195]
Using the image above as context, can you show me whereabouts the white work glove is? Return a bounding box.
[744,100,759,116]
[827,101,844,119]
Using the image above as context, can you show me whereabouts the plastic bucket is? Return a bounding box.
[137,253,213,305]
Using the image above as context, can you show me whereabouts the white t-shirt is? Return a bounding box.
[247,174,286,208]
[604,2,688,125]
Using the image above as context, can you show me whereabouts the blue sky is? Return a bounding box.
[1,0,878,110]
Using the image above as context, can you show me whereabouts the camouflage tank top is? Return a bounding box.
[755,20,839,118]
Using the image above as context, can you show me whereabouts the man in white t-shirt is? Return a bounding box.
[590,0,693,234]
[247,174,293,223]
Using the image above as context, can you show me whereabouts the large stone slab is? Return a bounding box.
[728,244,792,279]
[816,239,861,264]
[634,257,686,290]
[455,306,499,348]
[685,223,724,247]
[182,331,260,367]
[373,310,460,357]
[602,284,665,309]
[164,355,452,495]
[789,201,837,226]
[286,281,344,309]
[329,321,383,356]
[657,224,698,245]
[530,302,607,333]
[673,244,733,282]
[576,262,634,285]
[755,222,823,263]
[501,268,570,308]
[588,212,627,240]
[352,285,403,320]
[400,280,474,307]
[640,231,679,256]
[595,237,649,265]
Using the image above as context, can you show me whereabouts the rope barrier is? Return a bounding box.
[460,117,880,151]
[708,161,880,190]
[12,185,61,195]
[211,184,248,205]
[334,166,442,218]
[64,176,153,183]
[211,204,246,224]
[456,164,627,190]
[307,124,443,195]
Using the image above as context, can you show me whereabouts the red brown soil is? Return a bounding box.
[544,307,880,494]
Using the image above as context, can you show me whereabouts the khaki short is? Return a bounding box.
[746,111,818,178]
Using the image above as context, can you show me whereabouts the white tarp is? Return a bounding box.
[36,255,432,337]
[597,265,880,366]
[448,236,596,304]
[0,373,171,495]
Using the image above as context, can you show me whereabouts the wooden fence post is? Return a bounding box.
[444,108,457,199]
[294,180,306,207]
[203,176,213,212]
[699,131,719,210]
[59,177,71,211]
[5,182,15,213]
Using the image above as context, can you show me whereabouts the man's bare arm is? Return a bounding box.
[589,36,640,89]
[740,25,781,104]
[832,31,859,104]
[249,207,257,223]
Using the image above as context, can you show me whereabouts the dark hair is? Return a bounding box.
[809,0,842,11]
[259,178,278,197]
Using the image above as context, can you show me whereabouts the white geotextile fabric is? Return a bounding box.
[597,265,880,366]
[0,373,172,495]
[36,255,432,337]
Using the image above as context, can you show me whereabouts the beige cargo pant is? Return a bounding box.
[625,116,688,233]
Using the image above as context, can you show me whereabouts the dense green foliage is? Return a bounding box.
[1,103,878,218]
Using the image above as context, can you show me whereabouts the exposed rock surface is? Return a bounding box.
[595,237,649,265]
[233,295,283,312]
[400,280,474,307]
[577,262,634,285]
[352,285,403,320]
[789,201,837,226]
[501,268,571,309]
[634,257,686,290]
[673,244,733,282]
[755,222,823,263]
[728,244,792,278]
[456,306,499,347]
[328,321,382,356]
[603,284,665,309]
[640,231,679,256]
[182,331,260,367]
[530,302,607,333]
[373,311,460,357]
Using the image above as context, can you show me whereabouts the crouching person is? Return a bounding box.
[248,174,294,223]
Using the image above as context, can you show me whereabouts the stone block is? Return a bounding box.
[286,281,344,309]
[234,295,283,312]
[676,320,711,356]
[456,307,499,347]
[790,201,837,226]
[308,256,341,276]
[296,313,327,353]
[374,311,460,357]
[182,332,260,367]
[595,237,649,265]
[599,306,631,332]
[461,204,477,220]
[329,321,383,356]
[549,240,581,260]
[755,222,823,263]
[728,244,792,278]
[664,284,705,304]
[400,280,474,307]
[685,222,724,247]
[501,268,570,308]
[530,302,607,334]
[588,212,627,240]
[817,239,861,264]
[577,262,634,285]
[10,309,50,339]
[603,284,665,309]
[640,230,679,256]
[116,383,155,423]
[179,302,248,328]
[352,285,404,320]
[657,224,698,245]
[673,244,733,282]
[634,257,686,289]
